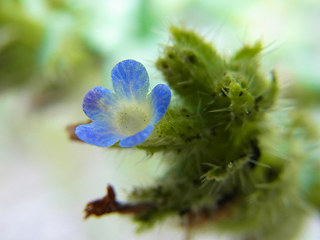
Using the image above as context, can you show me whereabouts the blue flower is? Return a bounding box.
[75,59,171,148]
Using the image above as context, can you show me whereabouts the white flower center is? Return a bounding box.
[113,101,153,136]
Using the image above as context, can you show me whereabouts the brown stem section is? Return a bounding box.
[84,185,154,219]
[66,120,92,142]
[179,194,239,228]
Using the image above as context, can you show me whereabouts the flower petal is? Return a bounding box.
[75,121,122,147]
[149,84,171,124]
[111,59,149,100]
[82,86,116,121]
[119,125,154,147]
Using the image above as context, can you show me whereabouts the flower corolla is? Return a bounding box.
[75,59,171,147]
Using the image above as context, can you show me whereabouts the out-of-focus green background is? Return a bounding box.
[0,0,319,239]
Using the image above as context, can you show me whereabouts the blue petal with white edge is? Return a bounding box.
[119,125,154,147]
[82,86,116,121]
[149,84,171,125]
[111,59,149,100]
[75,121,122,147]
